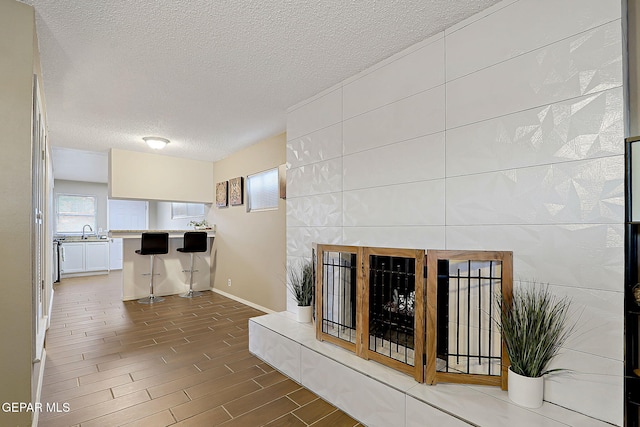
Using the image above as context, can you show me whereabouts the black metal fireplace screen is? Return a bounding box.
[318,248,357,345]
[314,245,512,389]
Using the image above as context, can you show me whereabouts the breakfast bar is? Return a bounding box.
[110,229,215,301]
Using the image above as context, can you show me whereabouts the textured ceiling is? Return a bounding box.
[24,0,500,163]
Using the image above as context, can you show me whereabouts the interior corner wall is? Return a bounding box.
[285,0,624,424]
[0,0,37,425]
[211,133,286,312]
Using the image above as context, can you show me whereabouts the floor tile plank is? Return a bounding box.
[41,272,363,426]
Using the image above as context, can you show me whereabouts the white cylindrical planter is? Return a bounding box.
[296,305,313,323]
[508,367,544,408]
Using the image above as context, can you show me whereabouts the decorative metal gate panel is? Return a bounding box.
[315,245,361,353]
[314,244,512,390]
[362,247,425,382]
[426,250,512,389]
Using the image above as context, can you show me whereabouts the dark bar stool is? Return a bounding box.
[136,232,169,304]
[177,231,208,298]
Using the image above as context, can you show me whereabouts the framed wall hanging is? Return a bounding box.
[229,177,244,206]
[216,181,228,207]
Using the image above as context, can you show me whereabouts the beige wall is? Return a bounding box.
[109,148,214,203]
[210,133,286,312]
[0,1,37,424]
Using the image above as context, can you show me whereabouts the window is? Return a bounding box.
[171,203,205,219]
[56,194,97,233]
[246,168,279,212]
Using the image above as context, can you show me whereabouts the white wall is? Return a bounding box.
[54,180,109,234]
[286,0,624,424]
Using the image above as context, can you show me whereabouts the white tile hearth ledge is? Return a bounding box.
[248,312,611,427]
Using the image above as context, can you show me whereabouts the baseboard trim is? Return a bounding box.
[32,348,46,427]
[210,288,276,314]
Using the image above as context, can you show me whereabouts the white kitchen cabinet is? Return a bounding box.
[85,242,109,271]
[60,242,85,274]
[109,238,123,270]
[61,241,109,276]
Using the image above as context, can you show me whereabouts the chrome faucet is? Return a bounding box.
[82,224,93,240]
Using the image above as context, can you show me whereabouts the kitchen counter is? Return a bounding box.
[110,229,215,301]
[110,228,215,239]
[56,235,110,242]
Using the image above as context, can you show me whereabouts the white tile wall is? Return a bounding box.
[286,158,342,198]
[544,349,623,426]
[343,180,445,227]
[343,36,445,120]
[445,0,622,81]
[287,88,342,141]
[286,123,342,169]
[286,226,342,258]
[286,193,343,227]
[286,0,624,423]
[446,224,624,292]
[343,85,445,155]
[446,20,622,129]
[446,156,624,226]
[343,132,445,191]
[343,226,446,250]
[446,87,624,177]
[547,283,623,361]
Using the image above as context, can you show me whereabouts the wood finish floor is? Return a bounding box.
[40,273,362,427]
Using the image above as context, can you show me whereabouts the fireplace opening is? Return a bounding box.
[368,254,416,366]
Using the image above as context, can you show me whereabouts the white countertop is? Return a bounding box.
[109,229,215,238]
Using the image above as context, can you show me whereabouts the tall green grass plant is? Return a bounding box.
[288,260,314,307]
[498,285,573,378]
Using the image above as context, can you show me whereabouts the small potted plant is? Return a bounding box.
[188,219,210,230]
[288,259,314,323]
[497,284,573,408]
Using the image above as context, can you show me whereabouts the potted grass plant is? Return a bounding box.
[497,284,573,408]
[288,259,314,323]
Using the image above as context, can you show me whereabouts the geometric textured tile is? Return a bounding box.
[287,193,342,227]
[285,7,625,425]
[287,158,343,198]
[286,123,342,169]
[343,35,444,120]
[445,0,622,81]
[343,85,445,155]
[287,88,342,141]
[446,156,624,225]
[446,87,624,177]
[446,224,624,292]
[344,132,445,191]
[344,180,445,227]
[446,21,622,129]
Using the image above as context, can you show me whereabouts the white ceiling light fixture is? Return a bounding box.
[143,136,170,150]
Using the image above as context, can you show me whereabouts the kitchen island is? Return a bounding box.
[110,229,215,301]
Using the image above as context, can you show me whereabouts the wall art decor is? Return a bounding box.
[216,181,228,207]
[229,176,244,206]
